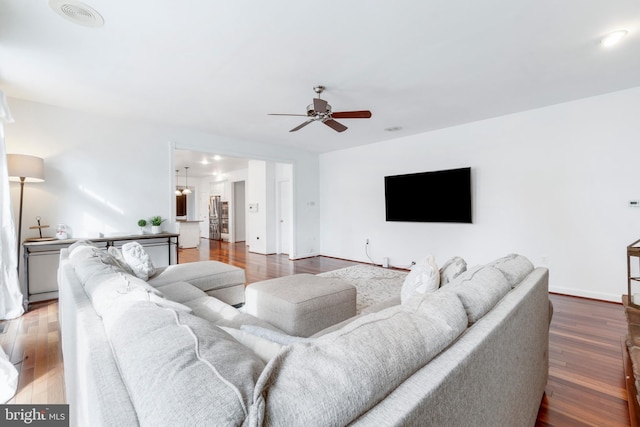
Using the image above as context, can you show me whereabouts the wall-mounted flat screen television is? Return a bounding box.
[384,167,472,223]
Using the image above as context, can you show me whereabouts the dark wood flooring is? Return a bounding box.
[1,239,632,425]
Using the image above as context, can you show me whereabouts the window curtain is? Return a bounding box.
[0,91,23,320]
[0,91,20,403]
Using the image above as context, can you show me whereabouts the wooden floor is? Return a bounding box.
[0,240,632,426]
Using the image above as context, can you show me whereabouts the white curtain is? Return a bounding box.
[0,92,20,403]
[0,91,24,319]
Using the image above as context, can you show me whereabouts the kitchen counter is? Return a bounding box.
[176,221,201,248]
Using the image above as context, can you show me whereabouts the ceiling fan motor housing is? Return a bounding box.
[306,102,332,118]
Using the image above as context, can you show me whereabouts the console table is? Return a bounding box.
[22,233,179,310]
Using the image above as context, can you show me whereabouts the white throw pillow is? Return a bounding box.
[400,255,440,305]
[439,256,467,286]
[68,245,99,266]
[107,246,135,275]
[121,242,156,281]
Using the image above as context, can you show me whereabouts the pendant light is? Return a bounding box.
[175,170,182,195]
[182,166,192,195]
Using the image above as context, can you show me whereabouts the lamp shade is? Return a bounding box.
[7,154,45,183]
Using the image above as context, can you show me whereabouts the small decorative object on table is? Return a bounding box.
[150,216,165,234]
[56,224,68,240]
[137,219,147,235]
[25,216,55,242]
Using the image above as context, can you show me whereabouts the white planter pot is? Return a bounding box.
[138,227,144,235]
[151,225,161,234]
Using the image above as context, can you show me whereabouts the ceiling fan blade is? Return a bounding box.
[331,110,372,119]
[289,119,314,132]
[323,119,347,133]
[268,113,308,117]
[313,98,328,113]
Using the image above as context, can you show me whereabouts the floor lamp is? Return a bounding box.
[7,154,45,270]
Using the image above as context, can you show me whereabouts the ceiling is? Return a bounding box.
[1,0,639,158]
[174,149,248,179]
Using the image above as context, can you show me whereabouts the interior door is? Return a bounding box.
[278,180,290,255]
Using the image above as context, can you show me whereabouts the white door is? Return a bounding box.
[278,180,291,255]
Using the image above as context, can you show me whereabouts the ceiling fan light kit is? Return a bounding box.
[269,85,372,133]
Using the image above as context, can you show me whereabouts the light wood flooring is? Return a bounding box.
[0,240,632,426]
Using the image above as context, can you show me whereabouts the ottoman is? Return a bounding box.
[147,261,246,306]
[244,274,357,337]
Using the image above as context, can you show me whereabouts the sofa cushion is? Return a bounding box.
[154,281,208,303]
[73,253,132,287]
[240,325,314,346]
[121,242,156,281]
[218,326,283,364]
[184,296,284,332]
[439,256,467,286]
[102,301,264,426]
[400,255,440,305]
[444,265,511,324]
[251,296,467,426]
[147,261,245,292]
[68,245,99,266]
[488,253,534,288]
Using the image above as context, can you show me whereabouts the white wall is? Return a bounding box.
[5,98,320,259]
[320,86,640,302]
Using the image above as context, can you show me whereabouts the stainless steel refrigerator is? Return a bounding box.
[209,195,222,240]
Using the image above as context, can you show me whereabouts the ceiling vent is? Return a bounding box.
[48,0,104,28]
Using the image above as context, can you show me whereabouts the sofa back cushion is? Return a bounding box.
[443,265,511,324]
[72,255,191,316]
[250,291,467,426]
[488,253,535,288]
[102,301,265,426]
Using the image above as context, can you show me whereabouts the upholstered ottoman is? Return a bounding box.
[147,261,246,306]
[244,273,357,337]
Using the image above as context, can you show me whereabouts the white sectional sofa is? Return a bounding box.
[58,243,551,427]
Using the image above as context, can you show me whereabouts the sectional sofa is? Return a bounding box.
[58,243,551,427]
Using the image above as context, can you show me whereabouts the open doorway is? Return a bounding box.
[173,149,293,255]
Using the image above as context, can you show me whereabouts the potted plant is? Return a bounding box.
[150,216,165,234]
[137,219,147,235]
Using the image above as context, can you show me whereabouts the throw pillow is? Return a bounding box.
[121,242,156,281]
[68,239,97,254]
[68,245,99,266]
[218,326,283,364]
[107,246,135,275]
[439,256,467,286]
[400,254,440,305]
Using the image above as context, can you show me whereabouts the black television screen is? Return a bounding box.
[385,167,472,223]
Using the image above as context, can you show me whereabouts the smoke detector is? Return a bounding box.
[49,0,104,28]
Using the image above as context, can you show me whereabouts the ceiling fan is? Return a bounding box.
[269,85,372,133]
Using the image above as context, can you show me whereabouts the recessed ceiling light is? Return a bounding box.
[384,126,402,132]
[48,0,104,28]
[601,30,628,47]
[213,155,222,161]
[201,158,209,165]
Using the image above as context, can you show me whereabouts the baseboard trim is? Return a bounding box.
[549,286,621,303]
